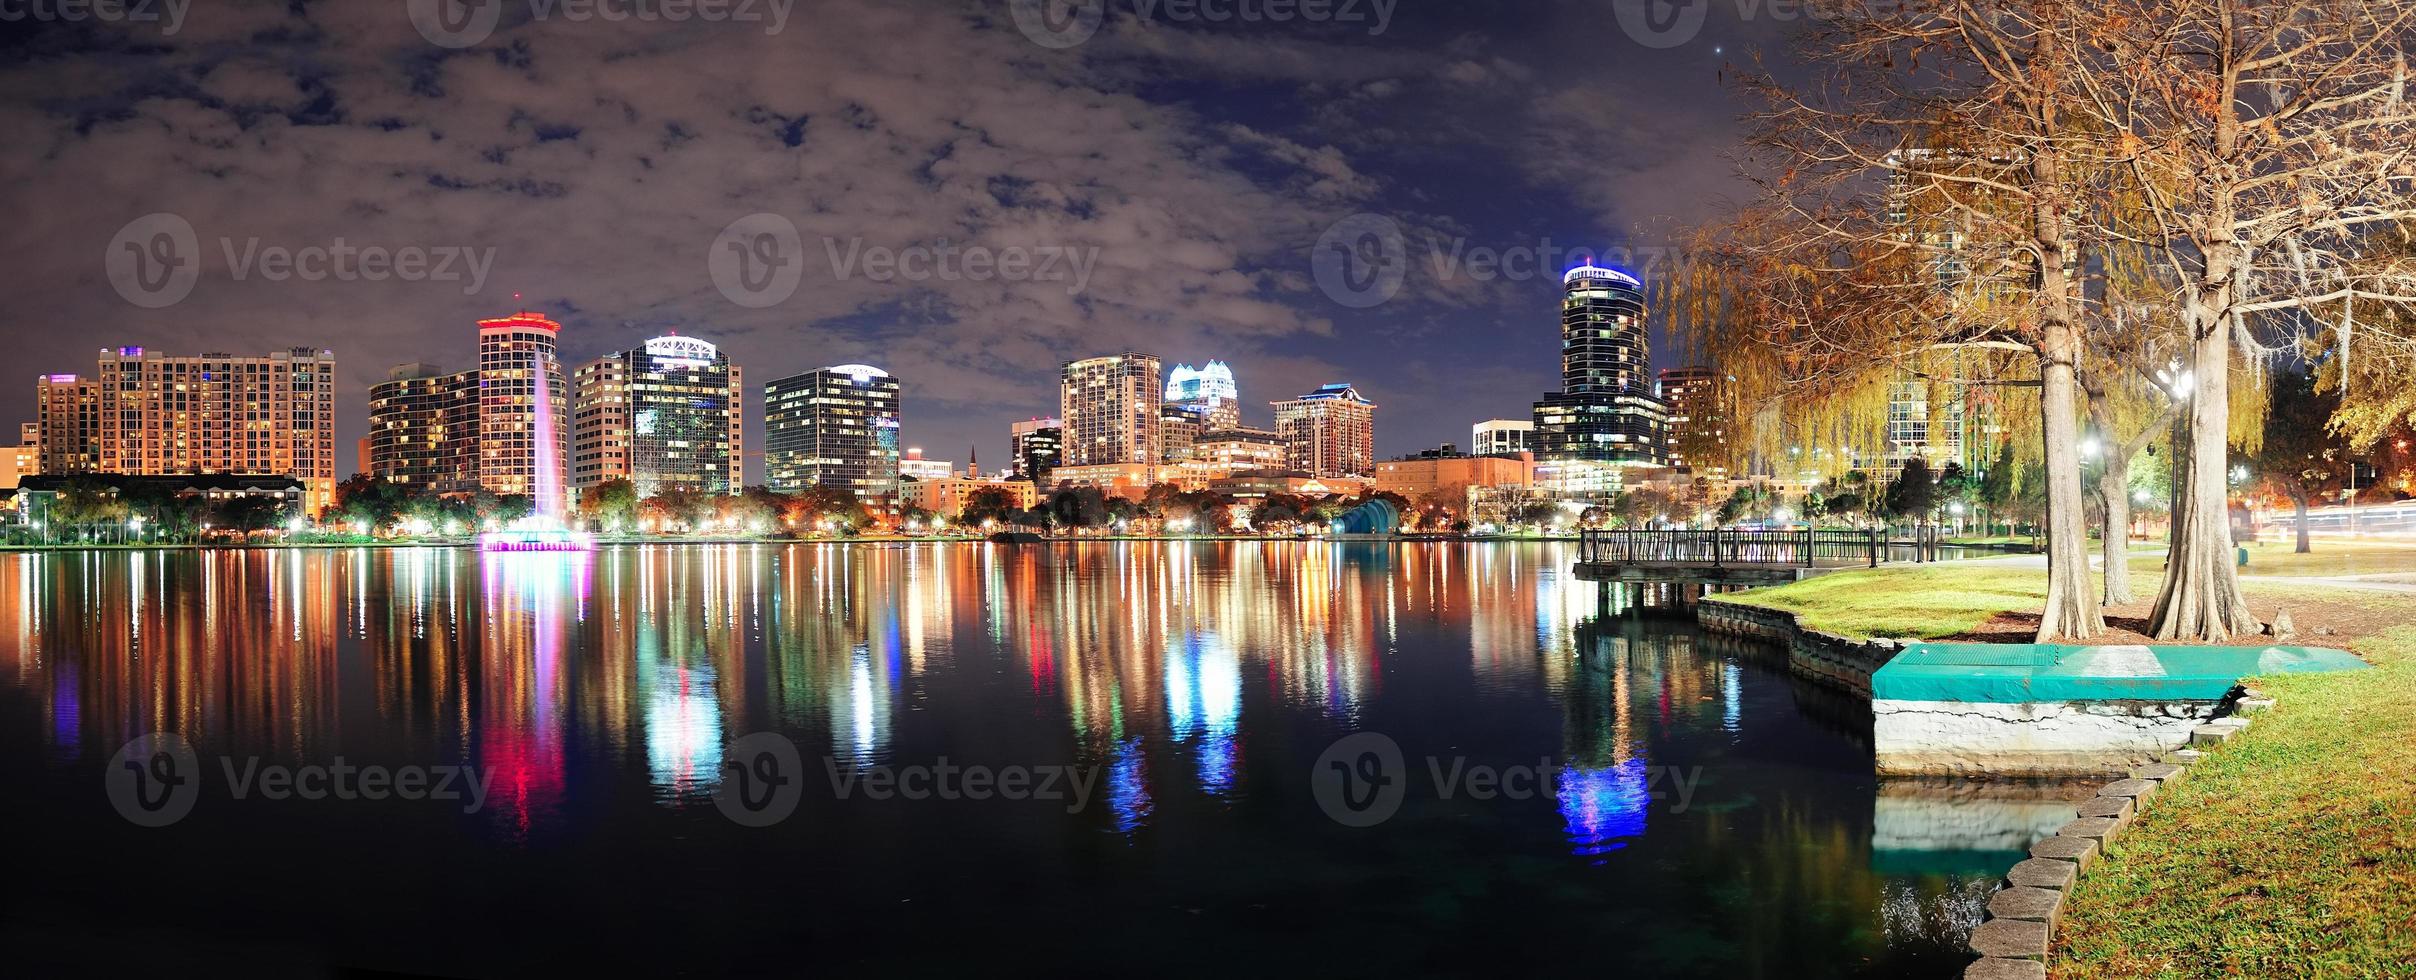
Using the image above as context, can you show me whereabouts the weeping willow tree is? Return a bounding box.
[1708,0,2112,640]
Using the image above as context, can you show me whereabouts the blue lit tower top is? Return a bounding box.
[1532,262,1667,465]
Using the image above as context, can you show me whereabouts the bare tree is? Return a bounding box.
[2068,0,2416,639]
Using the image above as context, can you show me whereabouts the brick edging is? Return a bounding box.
[1960,688,2274,978]
[1695,597,1902,696]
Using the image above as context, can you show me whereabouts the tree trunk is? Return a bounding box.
[2292,491,2310,554]
[2098,448,2135,605]
[2037,321,2102,640]
[2149,297,2261,640]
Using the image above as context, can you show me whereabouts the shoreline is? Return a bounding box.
[0,534,1587,552]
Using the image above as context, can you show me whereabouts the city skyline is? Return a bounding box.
[0,2,1768,485]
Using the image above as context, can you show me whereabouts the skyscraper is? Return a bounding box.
[59,346,341,513]
[1060,353,1162,467]
[1273,383,1377,479]
[365,310,573,514]
[1533,264,1667,465]
[1165,360,1241,430]
[1010,417,1062,482]
[476,312,571,511]
[764,364,901,506]
[1656,366,1724,474]
[571,335,744,497]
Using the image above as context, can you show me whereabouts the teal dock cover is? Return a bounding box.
[1871,644,2369,703]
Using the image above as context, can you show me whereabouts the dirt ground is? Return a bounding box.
[1954,587,2415,648]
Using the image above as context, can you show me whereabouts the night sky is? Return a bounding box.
[0,0,1796,482]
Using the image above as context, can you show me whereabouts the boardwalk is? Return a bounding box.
[1575,528,1891,583]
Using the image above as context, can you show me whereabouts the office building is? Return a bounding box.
[571,335,743,497]
[1165,361,1241,430]
[904,476,1040,520]
[1533,264,1667,465]
[1272,383,1377,480]
[764,364,901,506]
[1471,419,1534,456]
[1060,353,1162,467]
[1010,418,1062,482]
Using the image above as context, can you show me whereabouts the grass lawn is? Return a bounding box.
[2124,538,2416,579]
[1712,563,2060,639]
[2053,626,2416,977]
[1721,558,2416,975]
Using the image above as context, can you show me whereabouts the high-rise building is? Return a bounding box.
[764,364,901,506]
[475,312,571,510]
[365,310,573,514]
[1010,417,1062,482]
[369,363,480,494]
[1471,419,1534,456]
[1273,383,1377,479]
[1656,367,1725,474]
[1060,353,1162,467]
[571,335,743,497]
[1165,361,1241,430]
[1533,264,1667,465]
[63,346,341,513]
[34,374,103,476]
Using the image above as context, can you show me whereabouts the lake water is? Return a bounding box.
[0,542,2071,977]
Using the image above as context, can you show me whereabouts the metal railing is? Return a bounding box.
[1578,528,1889,568]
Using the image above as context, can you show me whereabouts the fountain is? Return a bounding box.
[481,331,592,553]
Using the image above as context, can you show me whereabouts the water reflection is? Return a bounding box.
[0,543,2045,977]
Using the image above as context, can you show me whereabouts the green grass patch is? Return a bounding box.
[2054,628,2416,978]
[1714,563,2057,639]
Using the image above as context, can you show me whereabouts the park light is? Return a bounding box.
[2135,489,2152,504]
[2080,437,2102,458]
[1950,502,1966,516]
[1773,507,1795,524]
[289,517,308,535]
[2154,360,2194,400]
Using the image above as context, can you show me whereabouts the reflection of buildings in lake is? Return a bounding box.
[759,544,903,767]
[476,552,588,833]
[1163,630,1241,798]
[0,551,344,761]
[1552,602,1742,855]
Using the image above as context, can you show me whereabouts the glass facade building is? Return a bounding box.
[572,335,743,497]
[1533,264,1667,465]
[764,364,901,506]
